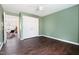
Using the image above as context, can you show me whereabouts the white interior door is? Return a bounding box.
[23,16,39,39]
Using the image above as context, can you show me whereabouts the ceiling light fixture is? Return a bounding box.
[39,6,43,11]
[36,6,43,11]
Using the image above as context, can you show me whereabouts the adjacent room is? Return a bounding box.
[0,4,79,55]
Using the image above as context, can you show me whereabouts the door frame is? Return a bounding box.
[3,12,7,44]
[4,12,20,43]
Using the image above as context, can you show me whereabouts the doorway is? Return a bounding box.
[4,13,20,43]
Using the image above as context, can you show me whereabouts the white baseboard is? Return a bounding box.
[21,35,42,40]
[0,42,3,50]
[20,35,79,45]
[39,35,79,45]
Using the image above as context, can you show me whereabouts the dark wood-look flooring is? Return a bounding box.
[0,36,79,55]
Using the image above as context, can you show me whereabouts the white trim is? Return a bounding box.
[39,35,79,45]
[0,42,3,50]
[4,12,7,44]
[21,35,41,40]
[20,35,79,46]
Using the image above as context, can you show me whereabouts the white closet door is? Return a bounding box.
[23,16,39,39]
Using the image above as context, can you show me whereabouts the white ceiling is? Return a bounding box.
[2,4,76,17]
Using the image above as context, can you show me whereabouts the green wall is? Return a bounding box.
[19,13,23,39]
[0,5,4,43]
[39,5,79,43]
[5,11,19,16]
